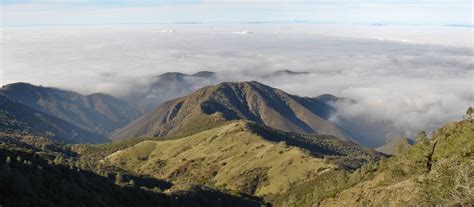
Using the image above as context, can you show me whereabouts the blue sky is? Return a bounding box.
[1,0,472,26]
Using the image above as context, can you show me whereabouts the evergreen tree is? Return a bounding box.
[128,179,135,187]
[115,172,123,185]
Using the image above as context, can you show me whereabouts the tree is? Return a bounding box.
[115,172,123,185]
[464,107,473,121]
[54,155,64,165]
[416,131,428,143]
[128,179,135,187]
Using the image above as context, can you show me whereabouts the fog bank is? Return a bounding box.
[1,24,472,146]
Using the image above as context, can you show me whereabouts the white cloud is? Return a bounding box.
[1,24,472,146]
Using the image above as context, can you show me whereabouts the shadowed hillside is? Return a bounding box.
[0,83,141,136]
[0,95,107,144]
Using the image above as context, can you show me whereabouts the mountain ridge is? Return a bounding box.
[122,70,321,113]
[112,81,352,141]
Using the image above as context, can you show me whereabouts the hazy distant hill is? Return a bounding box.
[261,70,310,79]
[0,82,141,136]
[0,94,107,144]
[112,81,351,141]
[123,70,318,113]
[104,121,379,200]
[376,136,415,155]
[124,71,219,113]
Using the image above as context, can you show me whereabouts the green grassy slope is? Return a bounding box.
[103,121,380,203]
[321,120,474,206]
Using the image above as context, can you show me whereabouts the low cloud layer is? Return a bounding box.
[1,24,472,146]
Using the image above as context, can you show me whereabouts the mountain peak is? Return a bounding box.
[212,81,273,91]
[314,94,339,102]
[188,81,277,99]
[2,82,35,90]
[192,71,216,78]
[156,71,216,79]
[2,82,47,93]
[1,82,83,98]
[273,70,309,75]
[261,70,310,78]
[156,72,188,79]
[112,81,351,141]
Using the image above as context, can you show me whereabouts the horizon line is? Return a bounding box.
[1,21,473,28]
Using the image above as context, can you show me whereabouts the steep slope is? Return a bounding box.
[112,81,350,141]
[104,121,380,200]
[0,82,141,135]
[123,71,218,113]
[0,95,107,144]
[376,136,414,155]
[321,120,474,206]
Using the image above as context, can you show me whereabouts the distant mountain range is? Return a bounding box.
[111,81,352,141]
